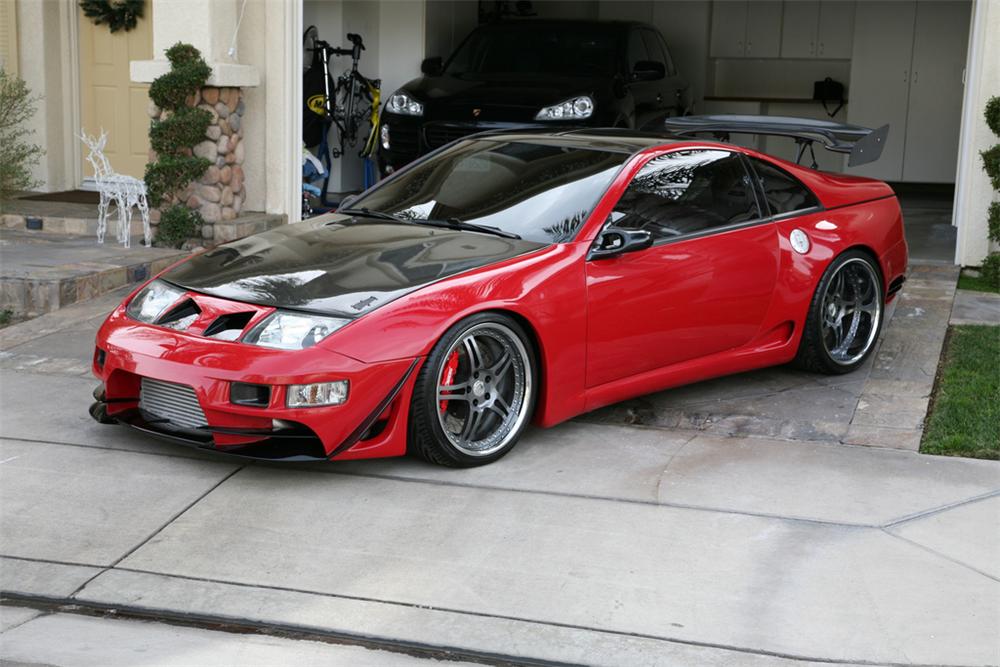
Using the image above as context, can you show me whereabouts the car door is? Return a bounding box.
[585,149,780,388]
[640,28,687,117]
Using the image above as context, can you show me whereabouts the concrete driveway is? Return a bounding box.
[1,277,998,666]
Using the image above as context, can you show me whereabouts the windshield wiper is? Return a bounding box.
[340,208,520,239]
[411,217,522,240]
[337,207,406,223]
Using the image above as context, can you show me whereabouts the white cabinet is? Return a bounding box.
[710,1,781,58]
[780,1,855,59]
[816,1,854,59]
[902,1,971,182]
[848,1,970,183]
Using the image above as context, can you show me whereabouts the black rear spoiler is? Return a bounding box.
[658,115,889,168]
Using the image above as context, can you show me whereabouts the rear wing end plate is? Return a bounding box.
[658,115,889,168]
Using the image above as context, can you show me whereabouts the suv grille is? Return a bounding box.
[140,378,207,429]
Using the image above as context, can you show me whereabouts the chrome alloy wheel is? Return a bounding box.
[820,257,882,366]
[435,322,532,457]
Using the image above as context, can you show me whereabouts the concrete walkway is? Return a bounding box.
[951,288,1000,326]
[1,276,998,666]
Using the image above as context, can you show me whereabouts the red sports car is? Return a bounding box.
[91,116,907,467]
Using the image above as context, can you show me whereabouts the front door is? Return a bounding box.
[78,3,153,180]
[585,149,779,388]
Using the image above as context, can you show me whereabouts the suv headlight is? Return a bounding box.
[243,310,350,350]
[386,91,424,116]
[126,280,185,323]
[535,96,595,121]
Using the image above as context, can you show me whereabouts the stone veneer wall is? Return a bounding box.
[147,86,246,243]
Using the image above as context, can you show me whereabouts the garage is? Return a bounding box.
[296,0,986,266]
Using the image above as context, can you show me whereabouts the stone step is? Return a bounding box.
[0,229,189,318]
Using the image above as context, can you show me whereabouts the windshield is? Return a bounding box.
[445,24,620,78]
[350,140,629,243]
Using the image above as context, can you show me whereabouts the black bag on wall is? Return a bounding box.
[813,77,845,118]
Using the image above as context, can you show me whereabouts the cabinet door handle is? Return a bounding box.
[818,42,824,55]
[809,40,815,56]
[903,70,909,83]
[746,40,752,54]
[913,70,918,83]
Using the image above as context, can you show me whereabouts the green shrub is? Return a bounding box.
[149,43,212,111]
[981,253,1000,290]
[0,69,44,212]
[155,205,203,248]
[149,107,213,154]
[145,154,211,209]
[986,96,1000,137]
[982,145,1000,191]
[144,42,211,211]
[989,201,1000,244]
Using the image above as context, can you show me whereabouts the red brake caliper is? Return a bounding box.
[439,350,460,414]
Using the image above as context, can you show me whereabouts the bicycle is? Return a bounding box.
[304,29,381,160]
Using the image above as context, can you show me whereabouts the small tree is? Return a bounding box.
[144,43,212,246]
[0,69,45,213]
[981,95,1000,290]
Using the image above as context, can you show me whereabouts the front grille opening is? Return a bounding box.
[157,299,201,330]
[139,377,208,429]
[205,311,255,340]
[230,382,271,407]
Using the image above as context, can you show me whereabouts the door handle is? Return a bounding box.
[656,93,662,103]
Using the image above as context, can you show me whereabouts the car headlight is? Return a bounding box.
[126,280,185,323]
[243,310,350,350]
[535,96,595,121]
[386,91,423,116]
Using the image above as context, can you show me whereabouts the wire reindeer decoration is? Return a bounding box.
[80,130,152,248]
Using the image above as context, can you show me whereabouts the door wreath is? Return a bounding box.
[79,0,145,33]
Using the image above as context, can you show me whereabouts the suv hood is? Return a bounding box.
[162,215,545,318]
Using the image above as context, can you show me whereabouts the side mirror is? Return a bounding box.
[632,60,665,82]
[589,228,653,260]
[421,56,443,76]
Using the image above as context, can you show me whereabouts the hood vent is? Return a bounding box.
[204,311,255,341]
[156,299,201,331]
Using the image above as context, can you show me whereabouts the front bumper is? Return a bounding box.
[92,308,420,461]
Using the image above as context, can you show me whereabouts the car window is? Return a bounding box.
[627,30,648,73]
[640,29,671,73]
[445,25,620,78]
[656,31,677,76]
[351,139,630,244]
[749,157,820,215]
[609,150,762,242]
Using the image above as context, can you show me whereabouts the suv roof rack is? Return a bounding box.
[659,115,889,168]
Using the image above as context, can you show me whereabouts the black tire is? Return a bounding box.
[795,249,885,375]
[408,312,538,467]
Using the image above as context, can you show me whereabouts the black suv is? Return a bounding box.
[378,20,688,173]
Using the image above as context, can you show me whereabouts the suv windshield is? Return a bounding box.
[445,24,620,78]
[349,139,629,243]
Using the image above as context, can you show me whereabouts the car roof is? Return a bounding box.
[472,128,690,154]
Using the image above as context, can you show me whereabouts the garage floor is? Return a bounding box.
[897,190,958,264]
